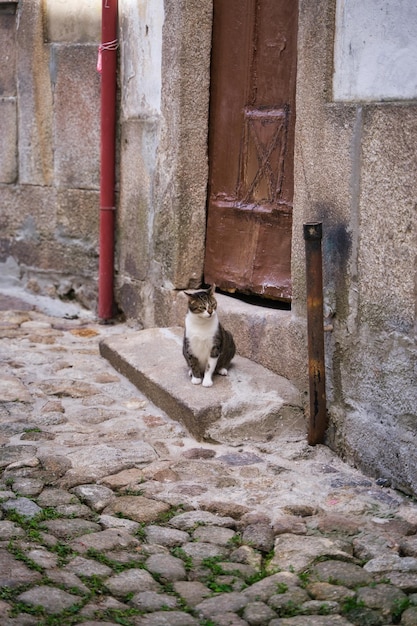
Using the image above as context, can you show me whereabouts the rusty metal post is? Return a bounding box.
[304,222,327,445]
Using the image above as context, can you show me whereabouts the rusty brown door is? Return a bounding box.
[204,0,298,301]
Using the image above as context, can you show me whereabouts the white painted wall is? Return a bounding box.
[333,0,417,101]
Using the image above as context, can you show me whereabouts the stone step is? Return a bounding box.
[100,327,306,444]
[214,294,308,391]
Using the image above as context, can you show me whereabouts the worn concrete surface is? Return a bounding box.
[99,327,305,444]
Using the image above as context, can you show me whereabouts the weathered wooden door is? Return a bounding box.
[204,0,298,301]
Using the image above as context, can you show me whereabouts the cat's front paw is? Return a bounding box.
[218,368,228,376]
[202,377,213,387]
[191,376,202,385]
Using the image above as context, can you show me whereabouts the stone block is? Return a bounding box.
[52,44,100,189]
[0,185,58,237]
[214,294,308,390]
[358,105,416,332]
[151,0,212,288]
[117,118,159,284]
[17,0,53,185]
[44,0,101,43]
[0,184,98,305]
[0,97,17,182]
[0,12,17,96]
[56,188,99,245]
[100,327,305,443]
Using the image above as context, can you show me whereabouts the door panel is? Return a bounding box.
[204,0,298,301]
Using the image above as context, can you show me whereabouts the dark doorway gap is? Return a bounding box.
[215,288,291,311]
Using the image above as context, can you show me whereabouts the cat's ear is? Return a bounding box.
[184,290,194,298]
[209,284,216,295]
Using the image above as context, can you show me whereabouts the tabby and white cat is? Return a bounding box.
[183,285,236,387]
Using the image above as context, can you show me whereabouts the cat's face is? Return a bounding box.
[185,286,217,318]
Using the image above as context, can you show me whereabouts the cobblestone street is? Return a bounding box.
[1,293,417,625]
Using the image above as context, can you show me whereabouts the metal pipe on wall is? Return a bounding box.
[98,0,118,320]
[303,222,328,445]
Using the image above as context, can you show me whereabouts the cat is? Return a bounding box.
[183,285,236,387]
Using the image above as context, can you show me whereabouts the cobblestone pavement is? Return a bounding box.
[1,294,417,625]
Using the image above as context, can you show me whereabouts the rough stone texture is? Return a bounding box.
[64,444,157,482]
[193,525,236,546]
[116,0,212,324]
[99,514,140,533]
[275,618,352,626]
[340,121,417,489]
[145,553,187,582]
[401,536,417,558]
[182,541,229,562]
[71,484,116,512]
[0,521,25,541]
[209,293,308,390]
[104,495,171,523]
[1,12,16,97]
[0,97,17,183]
[55,188,99,255]
[293,0,417,497]
[129,590,179,611]
[17,0,54,186]
[169,511,236,531]
[355,583,407,620]
[241,523,275,553]
[311,560,373,588]
[1,0,416,504]
[116,119,157,295]
[195,592,249,619]
[1,496,42,519]
[172,581,212,608]
[69,529,140,554]
[402,607,417,626]
[64,556,113,579]
[0,375,32,403]
[268,589,310,611]
[99,468,145,490]
[0,302,417,624]
[269,535,354,574]
[0,0,99,309]
[17,586,82,614]
[145,525,190,547]
[42,518,101,539]
[306,582,355,602]
[105,569,161,597]
[0,550,43,588]
[11,477,44,497]
[100,327,305,443]
[134,612,199,626]
[47,569,90,594]
[52,44,100,189]
[36,487,79,507]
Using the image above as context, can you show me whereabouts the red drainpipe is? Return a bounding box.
[98,0,118,320]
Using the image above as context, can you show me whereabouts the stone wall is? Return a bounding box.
[0,0,101,307]
[115,0,212,325]
[293,0,417,494]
